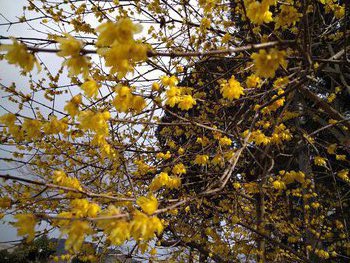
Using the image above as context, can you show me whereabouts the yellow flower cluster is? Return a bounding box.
[246,74,261,89]
[0,38,38,73]
[337,169,349,182]
[245,0,275,25]
[172,163,187,175]
[63,221,92,252]
[275,5,302,29]
[81,79,101,98]
[149,172,181,191]
[130,210,164,241]
[0,113,23,141]
[96,18,148,79]
[243,124,292,146]
[314,156,327,167]
[69,199,101,218]
[78,110,115,157]
[220,76,244,100]
[279,170,306,185]
[133,159,155,177]
[98,208,130,245]
[194,154,209,165]
[319,0,345,19]
[219,136,232,147]
[113,86,146,113]
[23,119,42,140]
[97,206,163,245]
[55,199,100,252]
[156,151,171,160]
[251,49,287,78]
[163,76,197,110]
[272,180,286,190]
[43,116,67,135]
[136,195,158,215]
[78,110,110,137]
[52,170,82,191]
[14,214,36,242]
[64,94,82,118]
[57,34,89,77]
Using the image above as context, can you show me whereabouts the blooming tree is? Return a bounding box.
[0,0,349,262]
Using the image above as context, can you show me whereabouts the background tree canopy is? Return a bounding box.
[0,0,349,262]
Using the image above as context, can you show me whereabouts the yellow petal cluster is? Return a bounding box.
[57,34,89,77]
[251,49,287,78]
[14,214,36,242]
[220,76,244,100]
[194,154,209,165]
[96,18,147,79]
[149,172,181,191]
[52,170,83,191]
[64,95,82,118]
[1,38,37,72]
[246,0,274,25]
[113,86,146,113]
[81,79,101,98]
[136,195,158,215]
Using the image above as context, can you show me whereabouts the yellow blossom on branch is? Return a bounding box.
[251,49,287,78]
[14,214,36,242]
[220,76,244,100]
[136,195,158,215]
[0,38,38,73]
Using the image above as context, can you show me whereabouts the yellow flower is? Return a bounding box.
[1,38,38,72]
[150,172,169,191]
[14,214,36,242]
[81,79,101,98]
[57,34,82,57]
[165,86,181,107]
[56,34,89,77]
[246,74,261,89]
[99,43,147,79]
[167,176,181,189]
[246,1,273,25]
[64,221,92,252]
[43,116,67,135]
[251,49,287,78]
[64,55,90,78]
[96,18,142,46]
[220,76,244,100]
[219,136,232,146]
[272,180,286,190]
[64,94,82,117]
[172,163,186,175]
[97,205,130,245]
[336,154,346,161]
[314,156,326,167]
[327,143,337,154]
[131,95,146,113]
[23,119,42,139]
[161,75,178,87]
[201,17,211,29]
[137,195,158,215]
[178,95,196,110]
[149,172,181,191]
[130,211,163,241]
[113,86,145,113]
[152,82,160,91]
[275,5,302,29]
[337,169,349,182]
[194,154,209,165]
